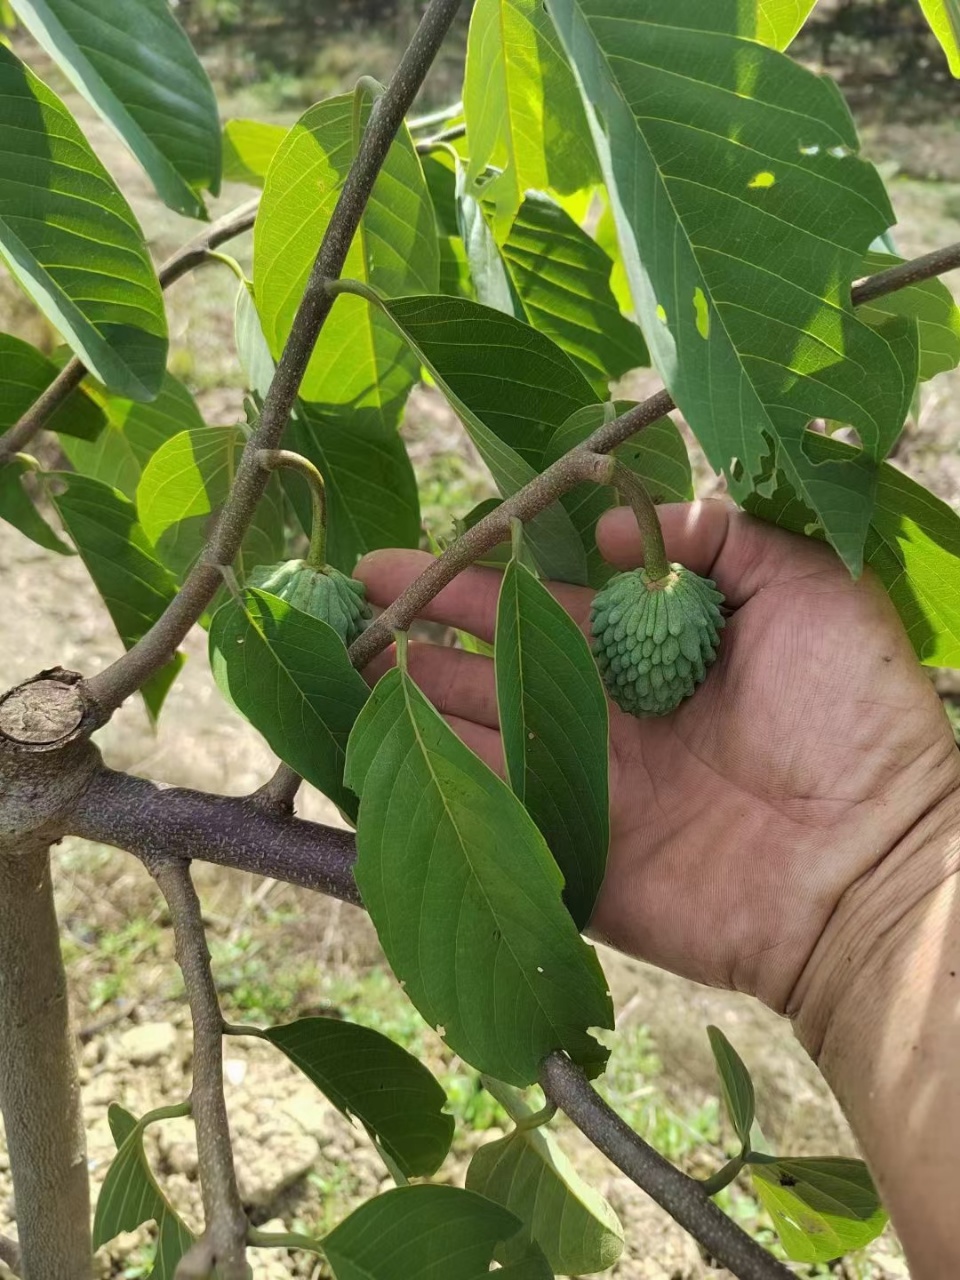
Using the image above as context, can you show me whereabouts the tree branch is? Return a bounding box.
[0,198,260,469]
[539,1052,793,1280]
[248,762,303,816]
[852,238,960,305]
[83,0,465,717]
[151,861,248,1280]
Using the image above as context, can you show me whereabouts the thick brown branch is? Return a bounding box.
[83,0,465,716]
[539,1053,793,1280]
[151,861,247,1280]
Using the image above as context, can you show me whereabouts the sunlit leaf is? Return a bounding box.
[222,118,287,187]
[707,1026,756,1149]
[749,1156,887,1263]
[754,0,820,48]
[917,0,960,76]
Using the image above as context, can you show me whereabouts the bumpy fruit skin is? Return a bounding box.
[247,559,372,646]
[590,563,725,716]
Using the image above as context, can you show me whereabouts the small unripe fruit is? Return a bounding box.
[590,564,724,716]
[247,559,372,646]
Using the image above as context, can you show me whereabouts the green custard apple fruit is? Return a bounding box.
[247,559,372,646]
[590,563,725,716]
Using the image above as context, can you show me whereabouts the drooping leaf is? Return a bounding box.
[857,250,960,380]
[0,332,105,441]
[0,456,72,553]
[548,0,918,573]
[261,1017,453,1177]
[755,0,820,48]
[60,372,205,498]
[463,0,600,231]
[495,550,609,928]
[0,47,167,399]
[467,1122,623,1274]
[253,85,437,416]
[744,430,960,666]
[136,426,285,582]
[749,1156,887,1263]
[496,193,649,394]
[707,1026,756,1149]
[93,1105,195,1277]
[49,473,183,717]
[323,1185,524,1280]
[917,0,960,75]
[222,118,287,187]
[345,660,613,1085]
[421,148,460,238]
[209,590,369,818]
[7,0,221,217]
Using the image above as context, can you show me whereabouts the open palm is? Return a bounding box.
[356,501,959,1012]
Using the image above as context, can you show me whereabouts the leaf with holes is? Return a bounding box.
[857,250,960,381]
[749,1156,887,1263]
[7,0,221,216]
[222,118,287,187]
[345,660,613,1085]
[0,47,167,399]
[261,1018,453,1177]
[209,590,369,818]
[707,1026,756,1150]
[918,0,960,75]
[548,0,918,574]
[0,333,105,442]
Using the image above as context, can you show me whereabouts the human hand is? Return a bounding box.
[355,500,960,1014]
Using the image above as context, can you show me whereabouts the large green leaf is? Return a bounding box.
[93,1104,195,1278]
[749,1156,887,1263]
[463,0,600,231]
[744,431,960,666]
[0,332,105,441]
[918,0,960,75]
[60,372,205,498]
[323,1186,524,1280]
[7,0,221,217]
[253,86,437,416]
[222,118,287,187]
[136,426,286,582]
[466,1118,623,1274]
[0,46,167,400]
[495,550,609,928]
[49,472,183,717]
[755,0,819,48]
[209,590,369,818]
[0,456,72,553]
[261,1017,453,1177]
[707,1026,755,1149]
[548,0,918,573]
[857,250,960,381]
[345,659,613,1085]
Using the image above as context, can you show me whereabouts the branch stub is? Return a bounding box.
[0,676,85,747]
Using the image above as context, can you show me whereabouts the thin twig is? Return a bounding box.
[257,448,327,566]
[0,198,259,468]
[83,0,465,716]
[0,1234,20,1276]
[539,1053,793,1280]
[852,238,960,305]
[151,860,248,1280]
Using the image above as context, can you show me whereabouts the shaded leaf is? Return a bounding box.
[222,118,287,187]
[495,1240,555,1279]
[0,46,167,399]
[345,660,613,1086]
[857,250,960,380]
[918,0,960,75]
[548,0,917,573]
[707,1026,755,1149]
[496,552,609,928]
[7,0,221,216]
[49,472,183,718]
[0,332,105,441]
[749,1156,887,1263]
[0,456,71,553]
[209,589,369,818]
[261,1017,453,1177]
[323,1185,524,1280]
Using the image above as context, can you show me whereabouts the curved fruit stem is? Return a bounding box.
[257,449,328,568]
[609,462,670,581]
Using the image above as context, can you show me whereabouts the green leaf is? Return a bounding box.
[93,1104,195,1278]
[222,118,287,187]
[345,661,613,1086]
[466,1112,623,1274]
[857,250,960,380]
[7,0,221,217]
[749,1156,887,1263]
[918,0,960,75]
[253,86,438,416]
[494,1240,555,1279]
[0,456,72,553]
[497,192,649,394]
[0,332,105,441]
[323,1185,524,1280]
[136,426,285,582]
[261,1017,453,1178]
[0,46,167,400]
[547,0,918,574]
[755,0,819,48]
[60,372,205,498]
[707,1026,756,1149]
[209,590,369,818]
[495,552,609,928]
[463,0,600,231]
[49,472,183,718]
[744,430,960,666]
